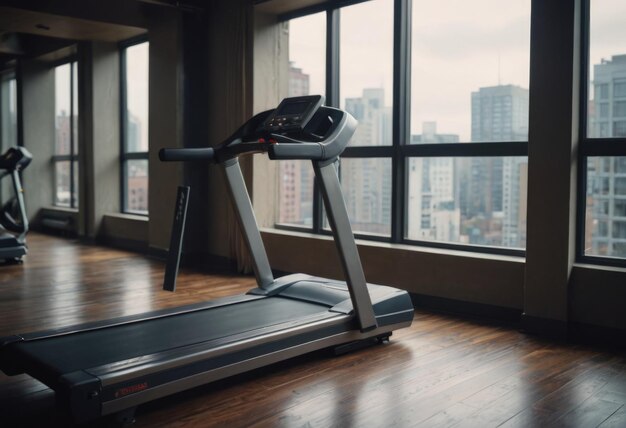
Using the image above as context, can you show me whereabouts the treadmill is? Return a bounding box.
[0,146,32,263]
[0,96,414,424]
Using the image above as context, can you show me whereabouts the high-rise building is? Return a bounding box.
[279,63,314,226]
[408,122,460,242]
[342,88,392,235]
[468,84,529,248]
[587,55,626,257]
[288,62,310,98]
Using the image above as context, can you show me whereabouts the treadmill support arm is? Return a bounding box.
[12,170,28,243]
[222,159,275,289]
[313,160,378,332]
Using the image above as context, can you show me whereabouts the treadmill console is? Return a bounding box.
[264,95,323,133]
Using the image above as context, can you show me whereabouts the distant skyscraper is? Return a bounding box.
[408,122,460,242]
[289,62,310,97]
[468,84,529,248]
[343,88,392,234]
[279,63,313,226]
[587,54,626,257]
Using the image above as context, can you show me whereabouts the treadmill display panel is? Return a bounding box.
[264,95,324,133]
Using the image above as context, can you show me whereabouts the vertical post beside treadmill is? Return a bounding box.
[163,186,190,292]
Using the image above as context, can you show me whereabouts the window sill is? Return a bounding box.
[105,212,149,222]
[45,205,78,213]
[573,263,626,274]
[260,227,525,264]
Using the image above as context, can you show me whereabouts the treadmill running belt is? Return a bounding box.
[11,297,331,375]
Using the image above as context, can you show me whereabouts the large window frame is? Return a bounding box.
[577,0,626,268]
[52,57,79,209]
[120,36,149,216]
[0,68,18,150]
[277,0,528,257]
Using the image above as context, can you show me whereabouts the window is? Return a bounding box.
[1,71,17,151]
[615,79,626,98]
[614,101,626,117]
[596,83,609,99]
[121,40,149,215]
[280,0,530,254]
[339,0,393,236]
[580,0,626,263]
[53,61,78,208]
[276,13,324,228]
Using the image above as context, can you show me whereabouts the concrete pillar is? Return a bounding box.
[147,10,184,252]
[79,41,121,238]
[20,59,55,219]
[523,0,581,335]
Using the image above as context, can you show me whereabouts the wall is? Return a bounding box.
[146,8,184,252]
[20,59,55,218]
[80,41,121,238]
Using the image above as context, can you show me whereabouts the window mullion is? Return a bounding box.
[392,0,411,243]
[314,8,340,234]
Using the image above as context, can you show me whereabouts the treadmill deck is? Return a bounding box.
[8,297,336,376]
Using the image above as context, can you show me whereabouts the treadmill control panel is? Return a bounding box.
[263,95,324,133]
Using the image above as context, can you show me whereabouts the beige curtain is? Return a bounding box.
[208,0,255,274]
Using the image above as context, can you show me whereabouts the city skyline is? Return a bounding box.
[288,0,531,142]
[586,53,626,258]
[282,60,530,247]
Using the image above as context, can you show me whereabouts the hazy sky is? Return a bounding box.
[289,0,626,142]
[124,42,150,152]
[54,62,72,118]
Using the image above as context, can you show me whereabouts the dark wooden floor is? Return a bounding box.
[1,233,626,427]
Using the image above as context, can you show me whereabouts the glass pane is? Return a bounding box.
[585,157,626,258]
[124,42,149,153]
[72,61,79,154]
[587,0,626,138]
[277,13,325,229]
[125,159,149,214]
[54,161,71,207]
[277,160,314,227]
[411,0,530,143]
[55,63,71,155]
[1,77,17,150]
[340,0,393,146]
[72,160,79,208]
[339,157,392,236]
[288,12,325,97]
[407,157,528,249]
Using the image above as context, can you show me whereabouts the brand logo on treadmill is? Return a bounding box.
[115,382,148,398]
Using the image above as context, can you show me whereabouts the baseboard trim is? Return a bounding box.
[96,235,149,254]
[411,293,522,324]
[569,322,626,349]
[521,313,568,340]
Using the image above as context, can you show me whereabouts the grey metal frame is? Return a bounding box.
[220,156,377,331]
[98,318,409,416]
[314,160,377,330]
[11,169,28,243]
[222,158,275,288]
